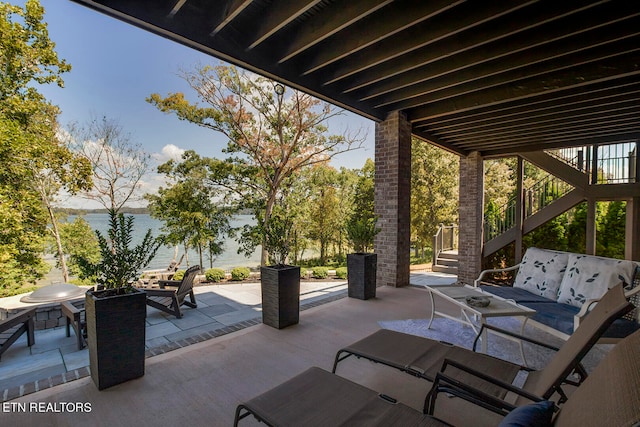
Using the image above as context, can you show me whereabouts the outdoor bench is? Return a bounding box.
[474,247,640,342]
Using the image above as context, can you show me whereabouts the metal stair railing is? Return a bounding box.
[484,175,573,242]
[485,140,638,244]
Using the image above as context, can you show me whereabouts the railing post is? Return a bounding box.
[577,149,584,171]
[591,144,599,184]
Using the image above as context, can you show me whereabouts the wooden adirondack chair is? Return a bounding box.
[142,265,200,318]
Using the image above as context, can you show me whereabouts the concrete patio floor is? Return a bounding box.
[0,271,457,404]
[1,278,514,427]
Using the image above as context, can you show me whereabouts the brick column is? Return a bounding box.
[374,111,411,287]
[458,151,484,284]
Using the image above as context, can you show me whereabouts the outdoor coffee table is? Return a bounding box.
[424,285,536,358]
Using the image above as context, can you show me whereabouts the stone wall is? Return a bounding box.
[1,300,83,330]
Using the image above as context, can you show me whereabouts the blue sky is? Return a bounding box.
[36,1,376,207]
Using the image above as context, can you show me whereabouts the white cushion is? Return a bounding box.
[557,254,638,307]
[513,248,569,301]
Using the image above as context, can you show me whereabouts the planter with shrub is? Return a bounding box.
[78,210,160,390]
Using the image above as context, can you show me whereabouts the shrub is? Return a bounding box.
[205,268,226,283]
[172,269,185,281]
[231,267,251,281]
[335,267,348,279]
[312,266,329,279]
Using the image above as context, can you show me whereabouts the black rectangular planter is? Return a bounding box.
[85,288,146,390]
[347,253,377,300]
[260,265,300,329]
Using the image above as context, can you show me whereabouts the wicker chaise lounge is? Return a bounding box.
[142,265,200,318]
[0,307,36,360]
[332,284,632,403]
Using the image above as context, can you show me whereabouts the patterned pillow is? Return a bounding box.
[513,248,568,301]
[557,254,638,308]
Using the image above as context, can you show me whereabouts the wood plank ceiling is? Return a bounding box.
[71,0,640,157]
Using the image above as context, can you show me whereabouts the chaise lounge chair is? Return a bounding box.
[332,283,632,403]
[0,307,36,361]
[233,299,640,427]
[142,265,200,318]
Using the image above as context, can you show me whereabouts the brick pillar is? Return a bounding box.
[458,151,484,284]
[374,111,411,287]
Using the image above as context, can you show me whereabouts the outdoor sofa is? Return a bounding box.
[475,247,640,342]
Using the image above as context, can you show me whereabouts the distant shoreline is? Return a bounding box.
[54,207,254,216]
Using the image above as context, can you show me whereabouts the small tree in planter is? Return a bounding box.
[77,209,161,390]
[260,208,301,329]
[346,216,380,300]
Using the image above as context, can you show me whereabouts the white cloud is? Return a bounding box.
[153,144,185,163]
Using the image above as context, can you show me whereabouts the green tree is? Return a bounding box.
[566,202,588,253]
[410,139,458,258]
[56,216,100,284]
[346,158,378,252]
[67,116,150,213]
[0,0,76,294]
[304,165,342,264]
[597,201,626,258]
[146,151,232,268]
[148,64,365,265]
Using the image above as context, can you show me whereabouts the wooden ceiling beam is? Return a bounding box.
[452,114,640,146]
[415,78,640,130]
[434,98,640,139]
[411,129,468,156]
[462,126,640,152]
[276,0,392,63]
[406,51,640,122]
[246,0,323,50]
[375,36,640,110]
[209,0,254,35]
[355,15,640,102]
[336,1,631,93]
[482,133,640,156]
[298,0,464,76]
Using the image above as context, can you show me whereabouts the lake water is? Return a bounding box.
[73,213,262,271]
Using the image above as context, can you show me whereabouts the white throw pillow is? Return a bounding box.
[557,254,638,307]
[513,248,568,300]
